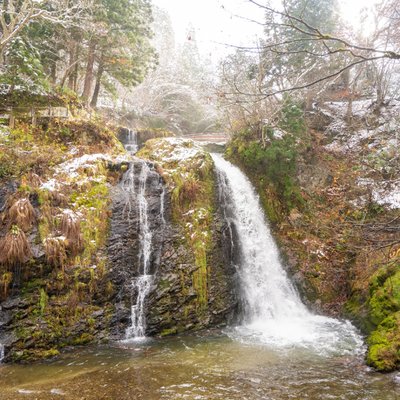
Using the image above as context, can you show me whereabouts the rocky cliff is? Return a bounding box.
[0,123,238,362]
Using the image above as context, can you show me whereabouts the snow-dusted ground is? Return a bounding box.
[40,153,129,192]
[317,99,400,210]
[355,178,400,210]
[148,137,205,164]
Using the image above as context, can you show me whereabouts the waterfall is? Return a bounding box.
[160,187,166,225]
[0,343,4,363]
[212,154,362,355]
[124,162,155,340]
[125,130,138,155]
[119,131,164,341]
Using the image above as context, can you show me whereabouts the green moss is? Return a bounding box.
[39,288,48,315]
[367,313,400,371]
[160,327,178,337]
[71,178,110,266]
[158,279,171,289]
[351,264,400,371]
[368,268,400,326]
[72,333,94,345]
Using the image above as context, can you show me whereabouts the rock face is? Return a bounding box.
[107,140,239,338]
[0,129,239,362]
[0,120,128,362]
[107,159,166,338]
[146,190,239,336]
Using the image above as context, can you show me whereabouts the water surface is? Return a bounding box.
[0,331,399,400]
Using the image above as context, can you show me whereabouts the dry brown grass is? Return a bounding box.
[182,177,202,203]
[59,210,83,256]
[0,225,32,266]
[66,290,79,312]
[22,172,42,189]
[8,198,36,231]
[44,236,67,270]
[0,272,13,299]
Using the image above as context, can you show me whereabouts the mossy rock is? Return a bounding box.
[368,268,400,327]
[367,312,400,371]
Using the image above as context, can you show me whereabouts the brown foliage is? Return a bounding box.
[44,237,67,270]
[46,120,115,148]
[59,210,83,256]
[182,177,201,203]
[8,198,36,231]
[22,172,42,189]
[0,272,13,299]
[0,225,32,267]
[66,290,79,312]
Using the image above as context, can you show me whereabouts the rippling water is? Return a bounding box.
[0,331,399,400]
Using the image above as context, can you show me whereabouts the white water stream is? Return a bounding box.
[125,162,154,340]
[0,343,4,363]
[122,130,155,340]
[125,129,138,155]
[212,154,363,355]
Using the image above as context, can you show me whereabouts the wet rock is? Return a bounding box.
[108,155,239,339]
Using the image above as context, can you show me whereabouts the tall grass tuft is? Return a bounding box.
[0,225,32,266]
[8,198,36,231]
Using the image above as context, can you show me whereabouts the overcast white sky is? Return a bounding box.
[151,0,378,62]
[152,0,263,61]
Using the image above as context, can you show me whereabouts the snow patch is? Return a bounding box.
[40,179,58,192]
[357,178,400,209]
[57,153,111,175]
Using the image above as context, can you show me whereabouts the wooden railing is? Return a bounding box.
[0,106,69,128]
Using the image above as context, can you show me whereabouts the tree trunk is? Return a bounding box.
[82,38,97,104]
[72,43,80,93]
[50,61,57,85]
[65,44,76,89]
[90,52,105,108]
[9,111,15,129]
[67,41,81,92]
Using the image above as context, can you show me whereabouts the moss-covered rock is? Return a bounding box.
[137,138,238,335]
[0,119,127,362]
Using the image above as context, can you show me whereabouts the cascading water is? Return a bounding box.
[125,129,138,155]
[0,343,4,363]
[119,131,164,341]
[125,162,154,339]
[160,187,166,225]
[212,154,363,355]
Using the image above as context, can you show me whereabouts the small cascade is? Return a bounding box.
[160,187,166,225]
[122,161,155,341]
[137,163,152,275]
[125,162,154,339]
[0,343,4,363]
[212,154,362,355]
[125,130,139,155]
[117,134,165,340]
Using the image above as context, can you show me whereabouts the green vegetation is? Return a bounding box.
[0,0,155,109]
[358,265,400,371]
[226,100,306,218]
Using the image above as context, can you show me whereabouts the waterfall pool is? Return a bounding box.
[0,330,399,399]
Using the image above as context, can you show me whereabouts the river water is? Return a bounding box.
[0,153,399,399]
[0,332,399,399]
